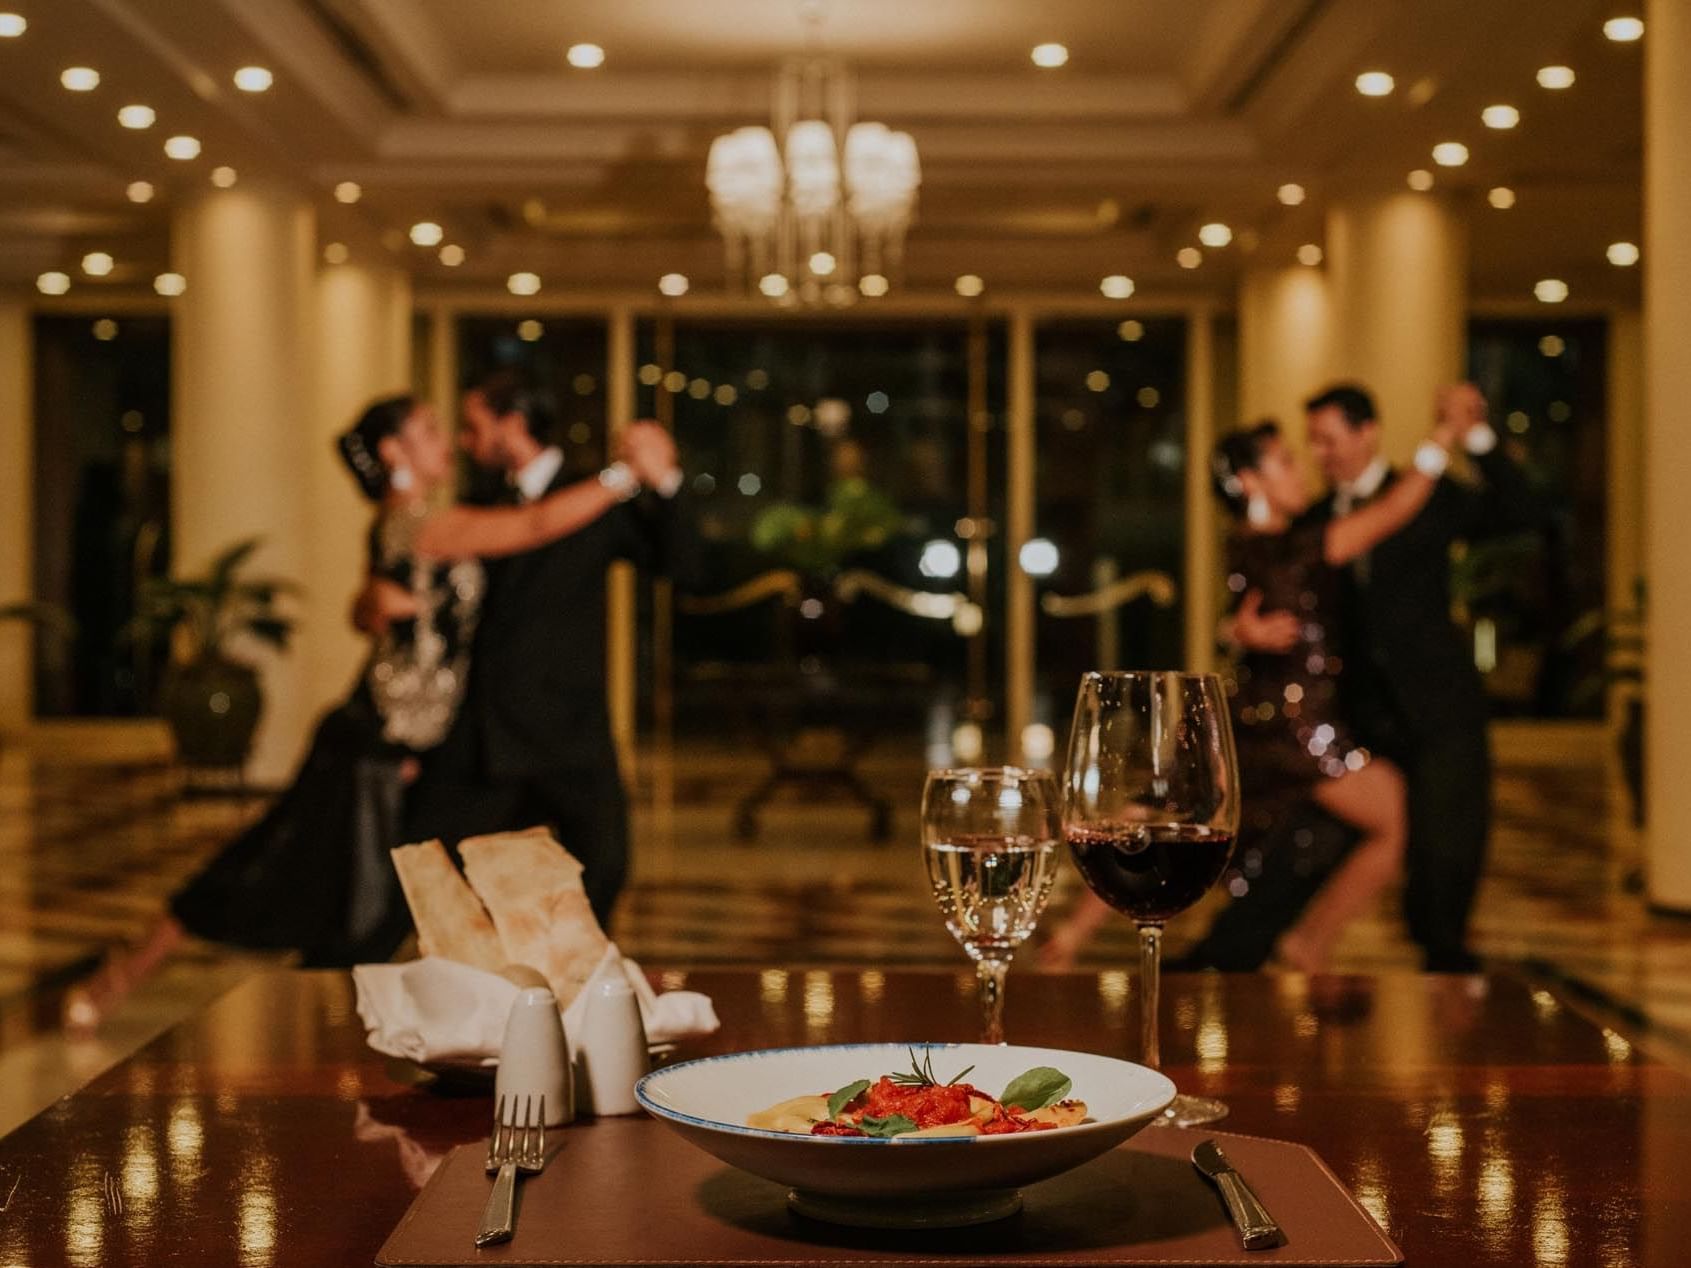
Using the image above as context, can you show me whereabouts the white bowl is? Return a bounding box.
[636,1042,1175,1227]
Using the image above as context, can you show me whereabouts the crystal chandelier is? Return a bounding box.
[707,57,920,304]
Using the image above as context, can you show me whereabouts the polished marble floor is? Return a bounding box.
[1,718,1687,1136]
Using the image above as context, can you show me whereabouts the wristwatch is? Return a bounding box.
[598,461,640,501]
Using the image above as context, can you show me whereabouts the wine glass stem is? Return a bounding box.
[1137,923,1164,1070]
[976,958,1008,1045]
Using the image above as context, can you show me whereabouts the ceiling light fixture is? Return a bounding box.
[1481,105,1519,129]
[954,274,985,297]
[859,273,889,297]
[233,65,273,92]
[409,221,443,247]
[163,135,200,160]
[127,180,155,203]
[117,104,155,129]
[1297,243,1324,266]
[1537,65,1576,90]
[210,166,237,188]
[438,244,465,267]
[567,43,605,68]
[1277,183,1306,206]
[1603,16,1644,42]
[1407,169,1435,191]
[758,273,790,297]
[1355,71,1394,97]
[1432,142,1469,167]
[1031,43,1068,68]
[334,181,362,204]
[1607,241,1640,266]
[1100,274,1135,299]
[1488,186,1516,209]
[81,252,114,276]
[1534,278,1569,303]
[61,67,100,91]
[153,272,187,297]
[507,271,541,296]
[37,271,71,296]
[708,57,919,302]
[658,272,690,296]
[0,14,26,37]
[1198,222,1232,247]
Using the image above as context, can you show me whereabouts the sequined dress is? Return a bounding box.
[1225,517,1370,803]
[170,504,483,965]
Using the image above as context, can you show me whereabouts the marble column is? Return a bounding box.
[1184,306,1219,674]
[171,181,316,785]
[0,301,31,731]
[1005,308,1036,758]
[310,259,413,709]
[1325,192,1467,458]
[1644,0,1691,911]
[1605,309,1644,731]
[1238,263,1335,454]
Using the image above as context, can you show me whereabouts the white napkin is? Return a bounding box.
[352,946,719,1066]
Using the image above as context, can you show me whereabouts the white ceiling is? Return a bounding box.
[0,0,1643,301]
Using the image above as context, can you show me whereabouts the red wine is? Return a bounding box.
[1066,823,1236,922]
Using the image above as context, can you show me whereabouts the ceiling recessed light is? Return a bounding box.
[1604,16,1644,42]
[1198,222,1232,248]
[566,43,605,68]
[409,221,443,247]
[758,273,790,297]
[153,272,187,296]
[333,181,362,204]
[127,180,155,204]
[1100,274,1135,299]
[323,242,349,265]
[438,244,465,267]
[1176,247,1203,269]
[81,251,114,276]
[517,319,544,342]
[163,135,201,160]
[859,273,889,297]
[658,272,689,296]
[954,273,985,297]
[117,104,155,130]
[61,67,100,92]
[233,65,273,92]
[1481,104,1520,129]
[210,165,237,188]
[1118,319,1144,341]
[807,251,836,276]
[36,271,71,296]
[1488,186,1516,209]
[1355,71,1394,97]
[92,318,119,341]
[1407,168,1435,191]
[1534,278,1569,303]
[1031,43,1069,68]
[1277,183,1306,206]
[1432,142,1469,167]
[1607,241,1640,267]
[507,271,542,296]
[1297,243,1324,266]
[0,13,26,37]
[1537,65,1576,90]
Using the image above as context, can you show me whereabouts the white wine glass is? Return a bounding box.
[921,766,1062,1045]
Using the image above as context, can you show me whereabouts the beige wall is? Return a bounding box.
[0,301,30,731]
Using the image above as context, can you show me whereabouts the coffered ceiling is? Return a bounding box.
[0,0,1644,303]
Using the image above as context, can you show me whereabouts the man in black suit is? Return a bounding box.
[402,372,688,927]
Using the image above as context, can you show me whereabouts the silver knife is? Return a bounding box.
[1192,1139,1285,1250]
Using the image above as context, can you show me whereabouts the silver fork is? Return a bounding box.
[475,1093,546,1247]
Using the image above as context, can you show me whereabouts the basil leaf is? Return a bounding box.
[827,1079,871,1121]
[858,1113,918,1138]
[1000,1066,1073,1111]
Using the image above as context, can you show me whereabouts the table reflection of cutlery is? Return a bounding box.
[475,1094,546,1248]
[1191,1139,1284,1250]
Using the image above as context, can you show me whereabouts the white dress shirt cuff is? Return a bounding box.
[654,467,685,499]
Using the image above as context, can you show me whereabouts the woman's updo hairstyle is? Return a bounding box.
[1211,420,1280,518]
[337,394,416,501]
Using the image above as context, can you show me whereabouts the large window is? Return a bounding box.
[33,315,171,717]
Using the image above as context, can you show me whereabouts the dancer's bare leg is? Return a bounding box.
[1276,760,1407,974]
[63,915,187,1036]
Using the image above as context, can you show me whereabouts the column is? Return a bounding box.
[1238,263,1335,451]
[171,181,316,785]
[1606,309,1644,731]
[1644,0,1691,911]
[309,259,413,709]
[1325,192,1467,459]
[1184,307,1219,673]
[1005,308,1036,757]
[0,301,30,730]
[605,305,637,781]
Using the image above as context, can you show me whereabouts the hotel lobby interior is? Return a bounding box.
[1,0,1689,1263]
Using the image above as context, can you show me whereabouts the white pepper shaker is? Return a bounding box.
[577,965,648,1116]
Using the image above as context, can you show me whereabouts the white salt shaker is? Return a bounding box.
[494,986,574,1127]
[577,965,648,1116]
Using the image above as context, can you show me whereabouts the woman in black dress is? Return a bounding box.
[65,394,657,1032]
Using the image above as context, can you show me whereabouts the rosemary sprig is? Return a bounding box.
[888,1047,975,1088]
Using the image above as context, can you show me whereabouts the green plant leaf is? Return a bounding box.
[857,1114,917,1138]
[827,1079,870,1121]
[1000,1067,1072,1112]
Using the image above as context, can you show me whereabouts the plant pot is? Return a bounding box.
[160,655,263,770]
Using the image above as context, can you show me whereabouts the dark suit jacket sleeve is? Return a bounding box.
[609,490,704,590]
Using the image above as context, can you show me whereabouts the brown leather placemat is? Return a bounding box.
[376,1119,1401,1266]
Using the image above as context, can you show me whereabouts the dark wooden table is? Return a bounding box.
[0,968,1686,1265]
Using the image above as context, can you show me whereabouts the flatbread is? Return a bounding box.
[389,839,504,971]
[459,827,608,1010]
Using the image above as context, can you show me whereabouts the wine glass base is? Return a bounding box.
[1150,1093,1229,1128]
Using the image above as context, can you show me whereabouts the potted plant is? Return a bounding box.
[128,537,297,772]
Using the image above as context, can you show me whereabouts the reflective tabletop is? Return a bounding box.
[0,968,1685,1266]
